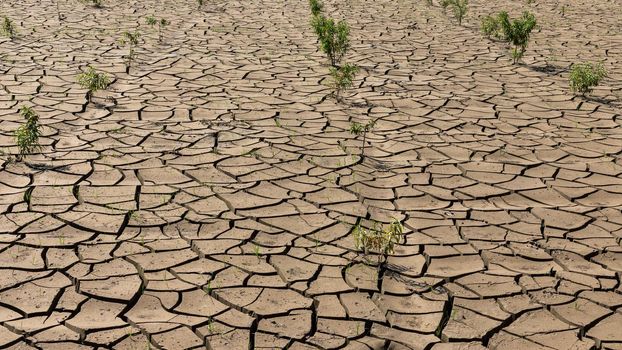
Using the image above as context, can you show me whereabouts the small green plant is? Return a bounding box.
[426,0,433,5]
[569,62,607,96]
[158,19,169,42]
[330,63,358,100]
[440,0,451,10]
[119,31,140,67]
[146,16,169,42]
[309,0,323,16]
[498,11,537,64]
[449,0,468,25]
[560,5,566,17]
[15,106,42,161]
[1,16,16,39]
[205,318,216,334]
[198,0,204,9]
[77,66,110,103]
[252,244,261,260]
[349,119,376,156]
[481,15,501,38]
[353,218,404,263]
[311,15,350,67]
[146,15,157,27]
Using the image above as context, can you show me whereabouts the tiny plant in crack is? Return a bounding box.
[119,31,140,68]
[146,16,168,42]
[448,0,468,25]
[146,15,157,28]
[349,119,376,157]
[1,16,17,39]
[311,15,350,67]
[481,15,502,39]
[252,244,262,260]
[330,63,358,101]
[353,218,404,264]
[158,19,169,42]
[309,0,323,17]
[498,11,537,64]
[15,106,42,161]
[198,0,204,10]
[77,66,110,104]
[569,62,607,96]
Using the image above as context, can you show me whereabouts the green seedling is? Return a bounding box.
[446,0,468,25]
[498,11,537,64]
[569,62,607,96]
[198,0,204,9]
[77,66,110,103]
[349,119,376,156]
[330,62,358,100]
[119,31,140,67]
[309,0,323,16]
[146,16,168,42]
[158,19,169,42]
[1,16,16,39]
[311,15,350,67]
[206,318,216,334]
[353,218,404,263]
[252,244,261,260]
[15,106,42,161]
[146,15,157,27]
[204,280,212,294]
[481,15,501,38]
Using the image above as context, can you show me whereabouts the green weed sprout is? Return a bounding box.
[119,31,140,67]
[353,218,404,263]
[569,62,607,95]
[146,15,157,27]
[77,66,110,103]
[311,15,350,67]
[1,16,16,39]
[451,0,468,25]
[330,63,358,100]
[498,11,537,64]
[15,106,42,161]
[309,0,323,16]
[146,16,169,42]
[481,15,501,38]
[349,118,376,156]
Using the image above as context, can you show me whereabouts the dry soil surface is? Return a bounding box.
[0,0,621,349]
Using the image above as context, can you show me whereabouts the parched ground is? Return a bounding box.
[0,0,621,348]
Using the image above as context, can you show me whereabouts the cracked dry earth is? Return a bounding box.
[0,0,621,349]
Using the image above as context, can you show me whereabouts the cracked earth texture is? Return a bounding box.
[0,0,621,349]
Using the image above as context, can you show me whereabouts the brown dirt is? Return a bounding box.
[0,0,621,348]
